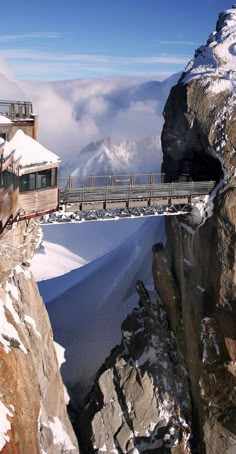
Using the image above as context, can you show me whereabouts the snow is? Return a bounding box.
[0,294,27,354]
[0,114,11,124]
[69,136,162,180]
[0,400,14,451]
[24,315,41,338]
[9,129,60,170]
[36,217,165,398]
[53,342,70,404]
[54,341,66,369]
[32,218,149,282]
[181,7,236,94]
[1,140,15,161]
[201,317,221,363]
[135,346,157,367]
[15,264,31,280]
[5,282,18,301]
[48,417,76,451]
[32,240,87,281]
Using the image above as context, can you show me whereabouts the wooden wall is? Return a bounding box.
[0,186,19,229]
[19,187,58,216]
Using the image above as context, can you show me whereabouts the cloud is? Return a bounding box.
[2,48,190,65]
[0,57,179,167]
[155,40,199,46]
[0,47,190,80]
[0,32,62,42]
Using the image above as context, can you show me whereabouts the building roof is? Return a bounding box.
[9,130,61,170]
[0,114,12,125]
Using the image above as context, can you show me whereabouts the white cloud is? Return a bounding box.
[155,40,199,46]
[2,48,190,65]
[0,47,189,80]
[0,57,179,166]
[0,32,62,42]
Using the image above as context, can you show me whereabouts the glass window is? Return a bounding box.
[19,173,36,191]
[19,168,57,192]
[2,170,13,189]
[36,169,51,189]
[28,173,36,190]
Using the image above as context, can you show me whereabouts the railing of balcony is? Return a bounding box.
[0,100,33,119]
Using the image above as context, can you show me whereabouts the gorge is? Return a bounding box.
[0,4,236,454]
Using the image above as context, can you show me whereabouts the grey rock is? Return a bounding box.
[161,5,236,454]
[78,283,192,453]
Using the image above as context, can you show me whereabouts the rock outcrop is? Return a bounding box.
[0,220,79,453]
[161,5,236,453]
[78,279,192,453]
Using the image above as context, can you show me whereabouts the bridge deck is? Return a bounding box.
[60,180,215,212]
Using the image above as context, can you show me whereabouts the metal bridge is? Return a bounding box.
[48,173,216,222]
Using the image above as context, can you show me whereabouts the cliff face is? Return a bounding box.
[0,220,79,453]
[161,5,236,453]
[79,279,192,453]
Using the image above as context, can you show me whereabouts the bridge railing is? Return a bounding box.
[60,181,216,204]
[58,173,166,190]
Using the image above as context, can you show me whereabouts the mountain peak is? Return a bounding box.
[180,5,236,93]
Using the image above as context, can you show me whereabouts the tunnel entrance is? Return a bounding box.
[178,152,223,183]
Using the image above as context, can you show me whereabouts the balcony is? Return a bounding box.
[0,100,33,120]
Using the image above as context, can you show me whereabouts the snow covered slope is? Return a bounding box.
[32,218,149,282]
[66,135,161,177]
[38,217,165,402]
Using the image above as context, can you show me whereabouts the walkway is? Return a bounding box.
[59,173,215,212]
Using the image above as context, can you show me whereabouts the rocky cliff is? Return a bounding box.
[161,4,236,453]
[78,278,192,453]
[0,220,79,453]
[74,5,236,454]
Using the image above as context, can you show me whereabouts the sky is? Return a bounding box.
[0,0,232,81]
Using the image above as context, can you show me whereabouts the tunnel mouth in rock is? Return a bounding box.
[177,151,223,184]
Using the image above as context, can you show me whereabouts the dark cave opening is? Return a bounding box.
[178,151,223,183]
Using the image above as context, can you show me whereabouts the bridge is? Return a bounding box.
[44,173,216,223]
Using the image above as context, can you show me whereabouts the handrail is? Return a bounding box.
[60,180,216,205]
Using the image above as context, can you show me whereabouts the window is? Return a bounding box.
[36,169,52,189]
[2,170,14,189]
[19,168,57,192]
[0,132,8,141]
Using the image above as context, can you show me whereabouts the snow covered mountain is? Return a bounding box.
[62,135,162,177]
[180,6,236,93]
[35,73,180,164]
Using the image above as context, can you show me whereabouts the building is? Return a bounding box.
[0,100,38,141]
[0,100,60,232]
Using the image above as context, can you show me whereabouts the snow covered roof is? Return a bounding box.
[181,5,236,93]
[2,141,15,161]
[9,130,61,169]
[0,114,12,125]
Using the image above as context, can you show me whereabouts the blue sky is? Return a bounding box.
[0,0,232,80]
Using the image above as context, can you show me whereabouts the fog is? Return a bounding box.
[0,58,179,163]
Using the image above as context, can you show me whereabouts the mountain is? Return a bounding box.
[61,135,162,178]
[161,5,236,453]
